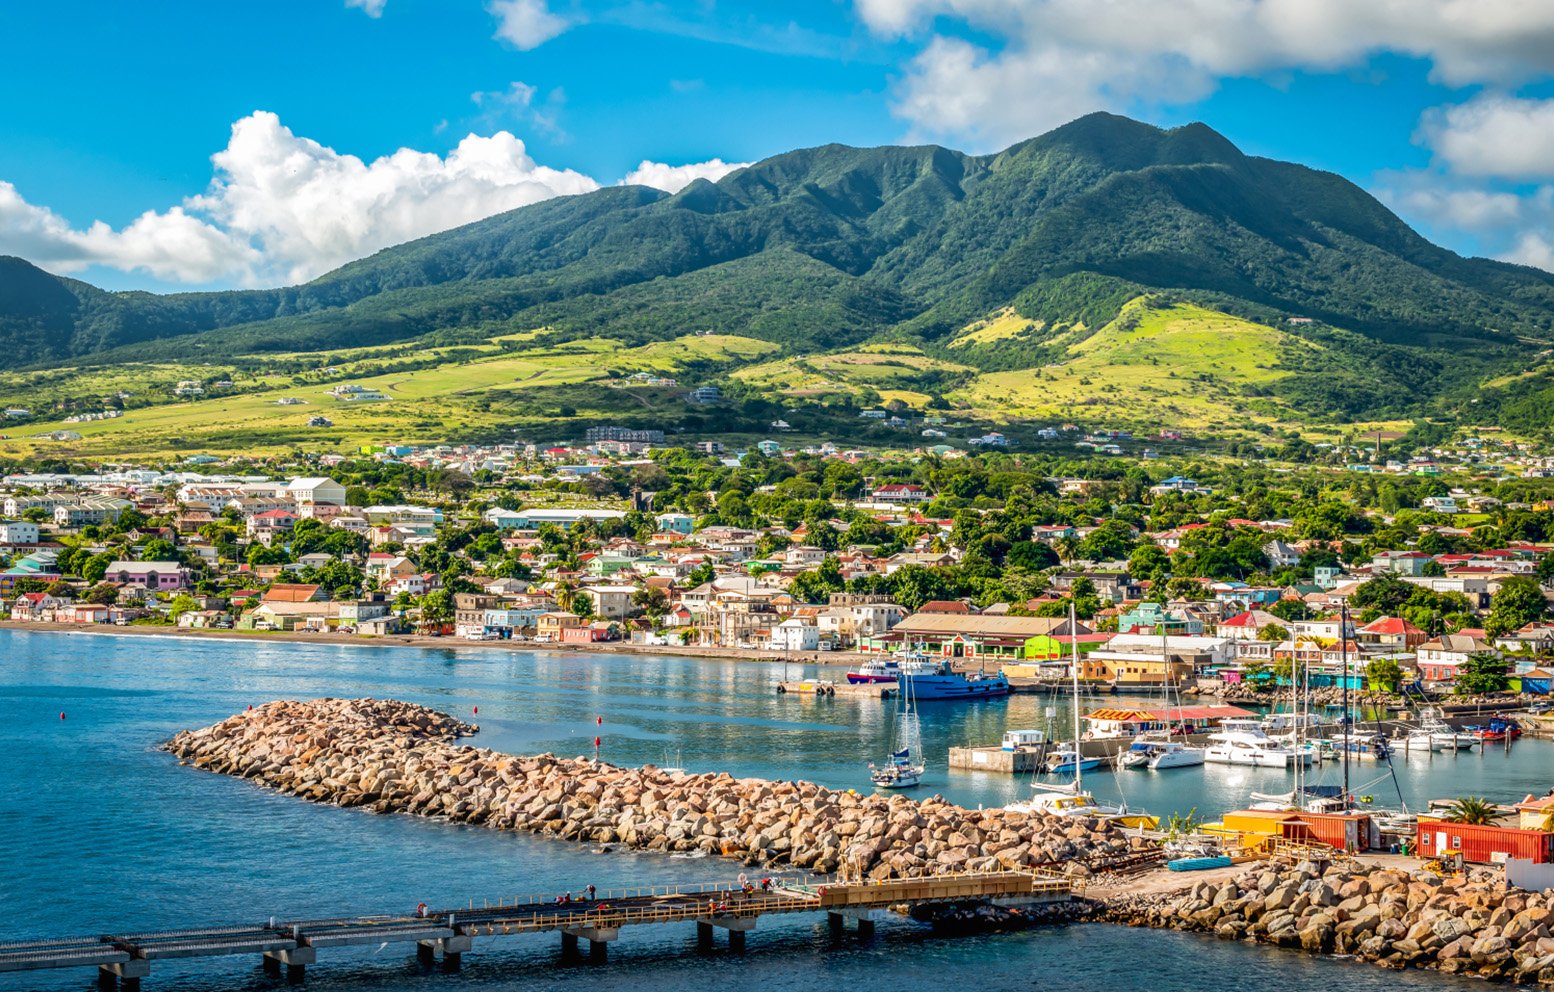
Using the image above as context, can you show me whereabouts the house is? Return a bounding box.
[1416,634,1499,682]
[453,593,501,637]
[1263,540,1302,568]
[489,508,628,530]
[769,617,820,652]
[286,477,347,506]
[1371,551,1435,577]
[655,513,695,535]
[1422,496,1460,514]
[870,484,931,504]
[1213,610,1282,640]
[53,497,132,529]
[385,572,437,597]
[0,521,41,545]
[1119,602,1202,635]
[262,583,327,604]
[1357,616,1428,650]
[537,612,583,638]
[246,509,299,546]
[9,592,64,621]
[365,554,417,583]
[103,561,188,591]
[685,385,722,404]
[581,585,637,620]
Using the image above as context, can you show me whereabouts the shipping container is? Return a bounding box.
[1415,822,1554,865]
[1222,810,1301,835]
[1280,812,1373,852]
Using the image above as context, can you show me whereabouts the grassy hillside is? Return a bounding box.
[6,112,1554,442]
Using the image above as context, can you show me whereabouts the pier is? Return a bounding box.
[0,871,1072,988]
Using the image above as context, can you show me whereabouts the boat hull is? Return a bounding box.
[898,674,1011,700]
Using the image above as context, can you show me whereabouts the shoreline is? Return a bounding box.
[0,620,860,666]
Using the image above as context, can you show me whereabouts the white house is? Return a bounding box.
[581,585,637,620]
[0,520,41,544]
[286,477,347,506]
[769,617,819,652]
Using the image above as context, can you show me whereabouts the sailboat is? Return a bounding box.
[1008,604,1136,819]
[870,662,924,789]
[1120,620,1205,770]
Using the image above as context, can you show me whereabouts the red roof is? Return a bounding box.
[253,508,297,520]
[1361,617,1423,635]
[1219,611,1261,627]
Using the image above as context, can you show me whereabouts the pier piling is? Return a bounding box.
[696,921,714,950]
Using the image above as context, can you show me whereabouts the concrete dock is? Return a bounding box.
[776,680,896,698]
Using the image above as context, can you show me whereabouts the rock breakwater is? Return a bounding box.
[164,698,1135,879]
[1104,855,1554,985]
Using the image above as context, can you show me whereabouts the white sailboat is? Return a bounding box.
[870,660,924,788]
[1008,604,1129,817]
[1120,620,1205,770]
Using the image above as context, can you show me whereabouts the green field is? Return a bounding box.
[950,300,1321,434]
[0,334,778,460]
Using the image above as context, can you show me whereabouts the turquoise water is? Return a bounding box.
[0,628,1537,991]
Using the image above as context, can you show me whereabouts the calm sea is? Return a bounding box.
[1,628,1537,991]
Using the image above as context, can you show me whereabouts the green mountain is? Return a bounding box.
[4,112,1553,419]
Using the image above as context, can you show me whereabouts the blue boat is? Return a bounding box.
[896,660,1010,700]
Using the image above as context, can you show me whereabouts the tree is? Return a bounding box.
[790,557,845,604]
[140,538,178,562]
[20,506,49,523]
[1349,574,1414,614]
[418,589,453,632]
[1256,623,1288,642]
[1442,796,1496,825]
[1366,657,1403,692]
[1007,541,1060,572]
[1266,598,1309,622]
[1485,575,1548,637]
[571,592,594,620]
[44,580,73,598]
[167,594,198,621]
[688,562,716,586]
[632,586,669,622]
[1454,652,1510,696]
[83,583,119,605]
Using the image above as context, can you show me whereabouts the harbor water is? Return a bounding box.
[2,628,1545,991]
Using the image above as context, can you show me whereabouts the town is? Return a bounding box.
[4,427,1554,704]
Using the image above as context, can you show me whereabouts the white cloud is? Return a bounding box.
[620,158,751,193]
[345,0,387,17]
[0,181,255,283]
[488,0,570,50]
[853,0,1554,149]
[1418,95,1554,181]
[0,111,601,287]
[1377,174,1554,273]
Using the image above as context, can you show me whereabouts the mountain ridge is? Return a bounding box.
[3,111,1553,388]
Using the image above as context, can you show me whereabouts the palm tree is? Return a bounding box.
[554,580,578,614]
[1442,796,1496,825]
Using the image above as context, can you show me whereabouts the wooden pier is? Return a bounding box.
[0,871,1069,988]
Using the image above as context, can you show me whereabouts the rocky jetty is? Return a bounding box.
[1103,855,1554,985]
[164,698,1135,879]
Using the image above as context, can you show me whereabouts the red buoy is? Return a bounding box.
[596,715,602,726]
[473,706,478,715]
[59,712,65,720]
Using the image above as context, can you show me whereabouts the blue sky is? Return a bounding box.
[3,0,1554,290]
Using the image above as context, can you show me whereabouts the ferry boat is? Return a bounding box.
[896,659,1010,700]
[846,658,901,684]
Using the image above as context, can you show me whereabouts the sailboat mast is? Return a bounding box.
[1341,604,1350,804]
[1071,601,1082,793]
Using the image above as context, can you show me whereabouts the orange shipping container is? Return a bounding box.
[1416,822,1554,865]
[1284,812,1373,853]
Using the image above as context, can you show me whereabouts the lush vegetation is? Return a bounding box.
[5,112,1554,441]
